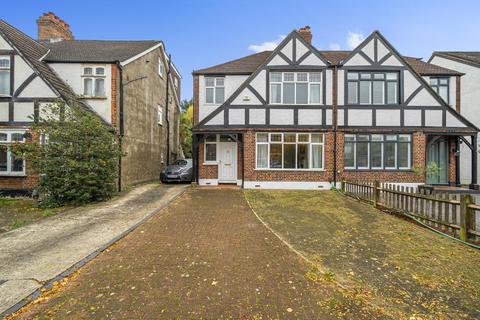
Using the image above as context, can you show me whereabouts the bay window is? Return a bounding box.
[0,131,25,175]
[347,72,399,105]
[205,77,225,104]
[344,134,411,170]
[82,66,106,97]
[0,56,10,96]
[256,133,324,170]
[269,72,321,104]
[430,77,449,104]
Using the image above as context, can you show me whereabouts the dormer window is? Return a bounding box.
[0,56,11,96]
[430,77,449,104]
[82,66,106,97]
[269,72,321,105]
[347,72,399,105]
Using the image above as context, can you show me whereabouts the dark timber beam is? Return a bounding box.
[470,135,478,189]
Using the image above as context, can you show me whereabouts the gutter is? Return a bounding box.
[332,65,338,187]
[165,54,172,165]
[116,61,124,191]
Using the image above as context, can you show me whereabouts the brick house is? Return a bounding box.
[428,52,480,185]
[191,27,479,189]
[0,13,182,194]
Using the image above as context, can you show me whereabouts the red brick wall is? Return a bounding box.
[111,64,118,126]
[196,130,461,185]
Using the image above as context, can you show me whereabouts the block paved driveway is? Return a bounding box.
[12,188,387,319]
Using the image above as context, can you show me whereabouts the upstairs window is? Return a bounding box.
[205,77,224,104]
[430,77,449,104]
[159,58,164,78]
[0,131,25,175]
[269,72,321,104]
[0,56,10,96]
[347,72,399,105]
[157,105,163,126]
[82,66,106,97]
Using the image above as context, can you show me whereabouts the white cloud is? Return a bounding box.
[346,32,365,49]
[329,43,341,50]
[248,35,286,52]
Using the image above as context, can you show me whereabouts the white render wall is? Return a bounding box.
[430,56,480,184]
[50,63,112,123]
[198,74,248,121]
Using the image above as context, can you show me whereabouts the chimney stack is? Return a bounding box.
[37,12,73,42]
[298,26,312,44]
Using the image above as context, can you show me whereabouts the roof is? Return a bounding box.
[0,19,110,124]
[193,49,462,76]
[43,40,161,63]
[431,51,480,68]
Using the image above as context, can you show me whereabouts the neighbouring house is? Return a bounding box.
[0,12,182,194]
[191,26,479,189]
[428,52,480,185]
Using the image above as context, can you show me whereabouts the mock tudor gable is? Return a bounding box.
[198,30,330,129]
[339,31,475,131]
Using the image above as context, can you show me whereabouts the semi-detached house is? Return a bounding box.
[191,26,479,189]
[0,13,182,194]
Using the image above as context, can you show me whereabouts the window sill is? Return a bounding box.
[0,173,27,177]
[254,168,325,172]
[81,96,108,100]
[203,161,218,166]
[343,169,412,172]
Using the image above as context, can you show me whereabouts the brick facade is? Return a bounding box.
[37,12,73,41]
[197,130,458,186]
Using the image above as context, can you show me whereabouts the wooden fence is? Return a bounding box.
[341,180,480,242]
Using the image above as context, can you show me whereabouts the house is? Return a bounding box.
[428,52,480,185]
[0,12,182,194]
[191,26,478,189]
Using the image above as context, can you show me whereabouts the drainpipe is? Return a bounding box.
[165,54,172,165]
[116,61,124,191]
[332,65,338,187]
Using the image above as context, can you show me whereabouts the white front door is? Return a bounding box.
[218,142,237,183]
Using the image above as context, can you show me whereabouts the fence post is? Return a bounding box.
[460,194,473,241]
[341,179,345,193]
[373,181,380,208]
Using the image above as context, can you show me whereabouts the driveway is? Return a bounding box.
[11,188,385,319]
[0,183,187,316]
[246,190,480,319]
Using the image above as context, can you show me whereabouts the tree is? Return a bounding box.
[180,100,193,157]
[13,101,122,207]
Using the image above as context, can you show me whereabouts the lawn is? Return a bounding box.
[245,190,480,320]
[0,197,61,233]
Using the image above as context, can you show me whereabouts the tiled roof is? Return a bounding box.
[431,51,480,68]
[43,40,161,63]
[0,19,108,123]
[193,49,462,76]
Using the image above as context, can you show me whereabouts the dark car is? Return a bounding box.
[160,159,193,183]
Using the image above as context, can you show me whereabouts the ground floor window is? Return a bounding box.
[0,130,25,175]
[204,134,237,164]
[256,133,324,170]
[344,133,411,170]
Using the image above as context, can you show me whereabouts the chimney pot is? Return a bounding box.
[298,25,312,44]
[37,12,74,42]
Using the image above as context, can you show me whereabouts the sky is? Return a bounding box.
[2,0,480,100]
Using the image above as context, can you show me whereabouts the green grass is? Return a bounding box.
[10,219,27,229]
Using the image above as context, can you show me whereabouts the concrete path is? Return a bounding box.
[13,189,385,319]
[0,183,187,316]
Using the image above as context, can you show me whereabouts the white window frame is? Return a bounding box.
[0,130,26,176]
[82,66,106,98]
[430,77,449,104]
[255,132,325,171]
[0,55,11,97]
[204,134,218,164]
[159,58,164,78]
[157,105,163,126]
[205,77,225,105]
[269,72,322,105]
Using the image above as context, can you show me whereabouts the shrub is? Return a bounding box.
[13,101,122,207]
